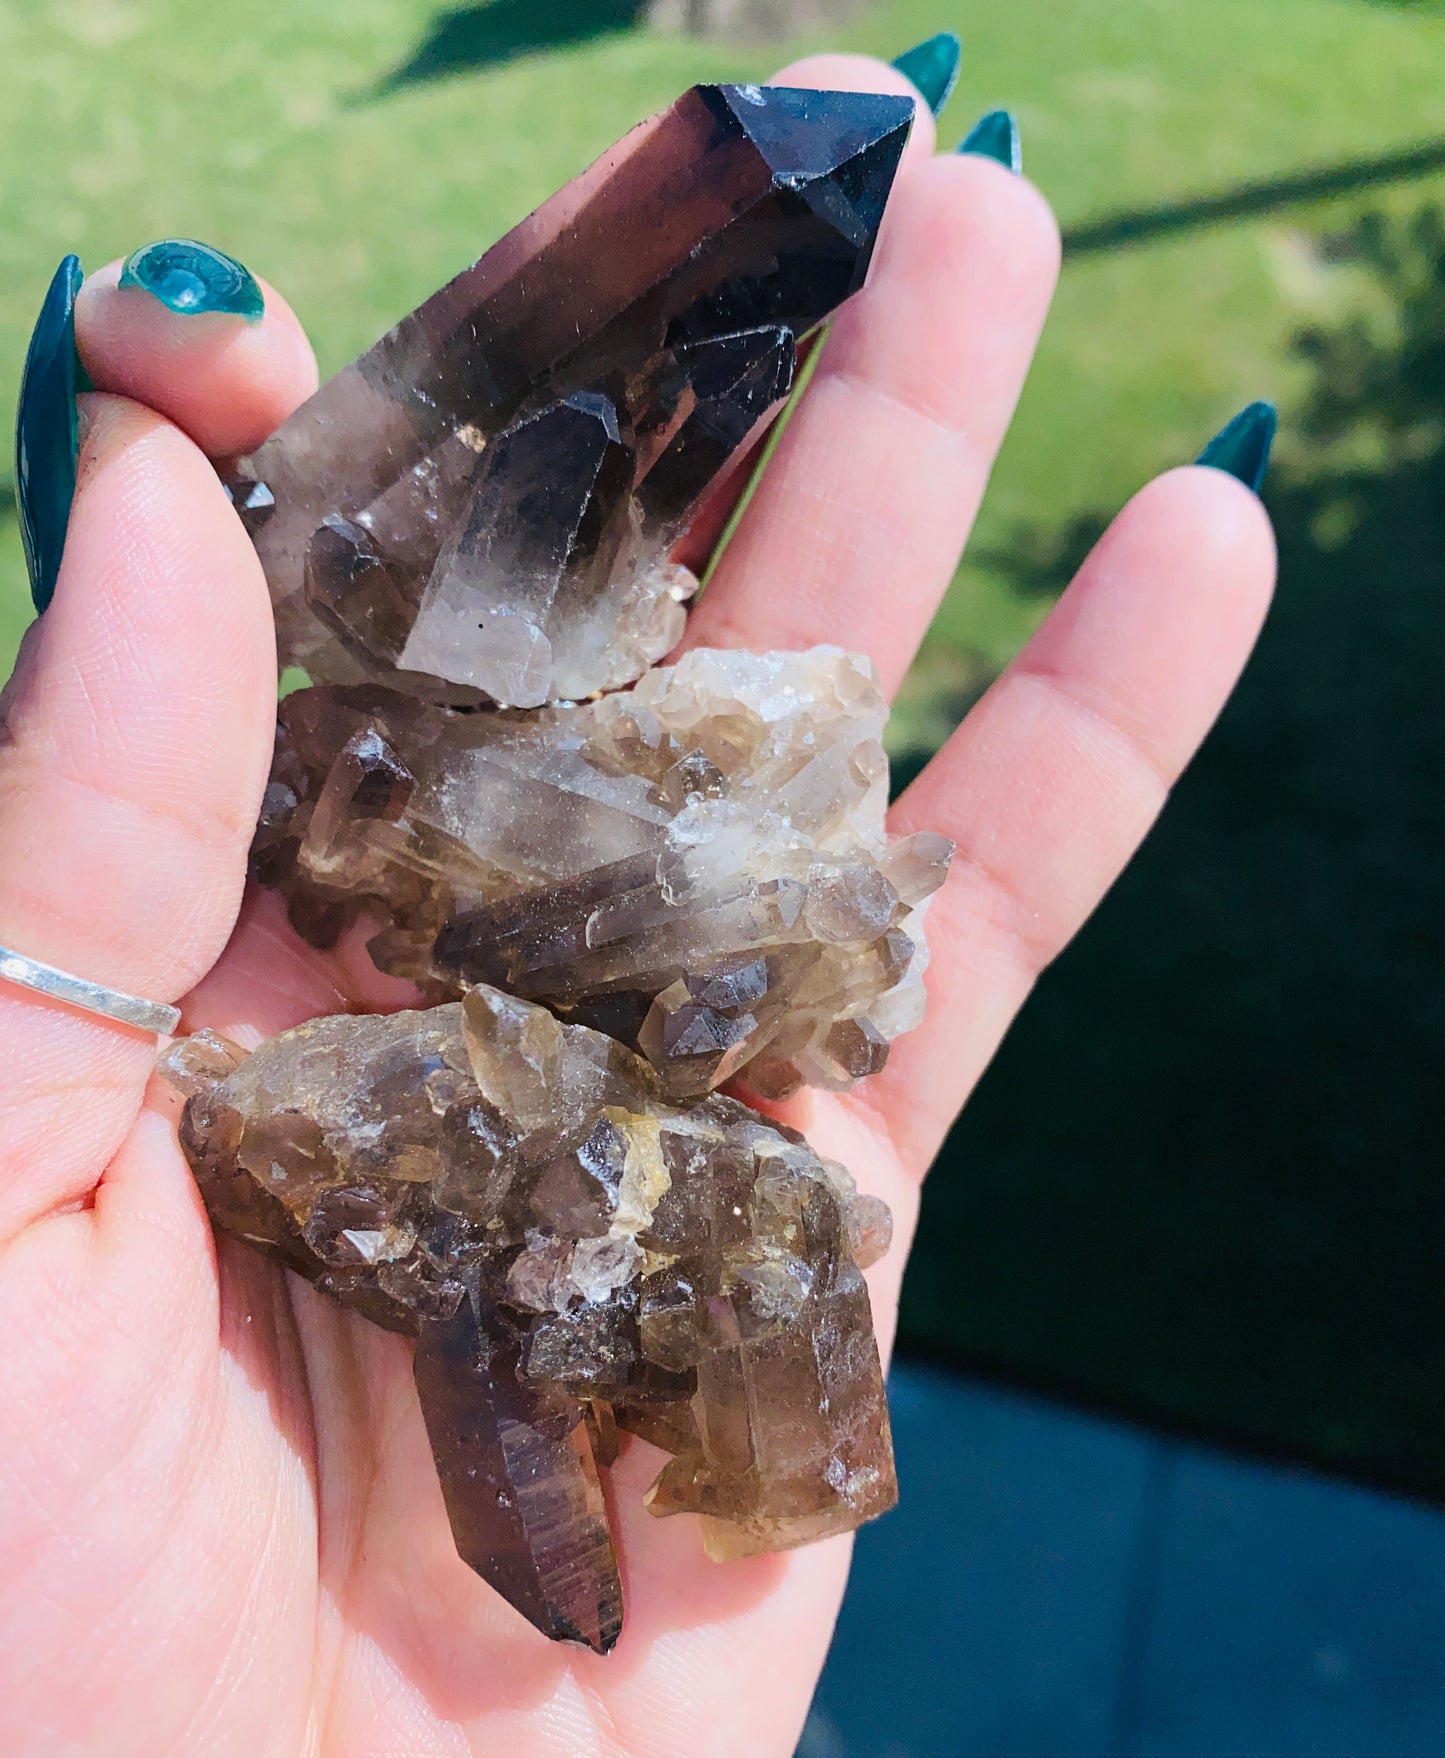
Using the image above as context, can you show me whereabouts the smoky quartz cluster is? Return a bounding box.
[168,81,953,1652]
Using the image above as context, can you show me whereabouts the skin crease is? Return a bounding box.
[0,54,1276,1758]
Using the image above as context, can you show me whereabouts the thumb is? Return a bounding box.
[0,394,275,1238]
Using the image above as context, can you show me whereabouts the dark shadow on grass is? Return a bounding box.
[356,0,647,103]
[900,201,1445,1503]
[1064,137,1445,256]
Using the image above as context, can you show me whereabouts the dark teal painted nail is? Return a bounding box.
[1197,401,1276,493]
[957,109,1022,173]
[119,238,263,321]
[891,32,961,117]
[15,255,84,615]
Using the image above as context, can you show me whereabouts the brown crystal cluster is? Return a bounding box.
[169,81,954,1653]
[165,992,895,1653]
[255,646,951,1098]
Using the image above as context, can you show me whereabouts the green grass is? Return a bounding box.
[5,0,1445,673]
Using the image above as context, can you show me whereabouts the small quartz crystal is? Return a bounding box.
[253,646,952,1098]
[163,990,896,1652]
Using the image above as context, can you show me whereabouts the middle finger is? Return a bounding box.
[687,83,1060,699]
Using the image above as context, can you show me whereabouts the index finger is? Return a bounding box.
[0,392,277,1240]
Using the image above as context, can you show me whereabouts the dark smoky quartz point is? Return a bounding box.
[226,84,913,707]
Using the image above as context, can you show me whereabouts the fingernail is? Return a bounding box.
[15,255,84,615]
[1197,401,1276,494]
[891,32,961,117]
[957,109,1022,173]
[119,238,264,321]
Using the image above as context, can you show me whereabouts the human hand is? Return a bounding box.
[0,53,1275,1758]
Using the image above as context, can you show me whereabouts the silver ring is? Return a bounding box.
[0,944,180,1036]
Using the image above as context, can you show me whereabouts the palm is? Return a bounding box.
[0,54,1274,1758]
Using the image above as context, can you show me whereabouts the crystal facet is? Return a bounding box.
[252,646,951,1097]
[227,84,913,706]
[163,991,897,1650]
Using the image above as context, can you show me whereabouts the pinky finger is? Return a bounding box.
[875,464,1277,1174]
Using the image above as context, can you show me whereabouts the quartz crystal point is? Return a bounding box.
[253,646,952,1098]
[226,84,913,706]
[162,989,897,1649]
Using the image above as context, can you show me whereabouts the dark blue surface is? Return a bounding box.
[803,1363,1445,1757]
[1134,1452,1445,1757]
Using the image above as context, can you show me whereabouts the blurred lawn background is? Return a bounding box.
[3,0,1444,1493]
